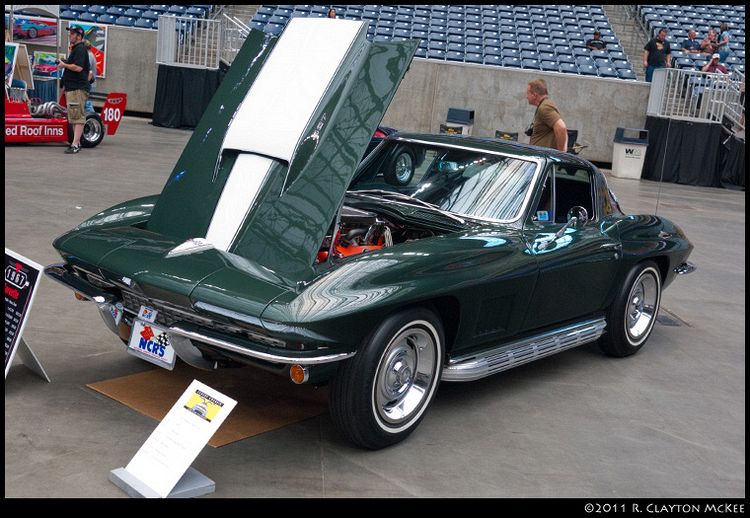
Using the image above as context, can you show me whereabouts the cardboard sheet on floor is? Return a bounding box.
[87,362,328,447]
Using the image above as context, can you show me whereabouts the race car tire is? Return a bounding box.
[68,112,105,148]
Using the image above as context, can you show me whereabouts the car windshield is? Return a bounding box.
[351,140,539,222]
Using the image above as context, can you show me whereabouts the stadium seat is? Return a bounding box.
[540,61,558,72]
[446,51,464,62]
[88,6,108,15]
[134,18,154,29]
[106,6,125,16]
[559,63,579,74]
[141,10,160,20]
[597,66,618,78]
[502,57,522,68]
[465,53,483,64]
[61,10,78,20]
[522,59,541,69]
[426,49,446,60]
[78,12,98,22]
[617,69,637,80]
[97,14,118,24]
[578,65,598,76]
[149,5,170,13]
[483,55,502,66]
[115,16,136,27]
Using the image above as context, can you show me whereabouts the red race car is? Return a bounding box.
[5,87,127,148]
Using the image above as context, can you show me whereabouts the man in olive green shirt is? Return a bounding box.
[526,79,568,152]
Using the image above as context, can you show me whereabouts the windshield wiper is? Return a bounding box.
[348,190,466,225]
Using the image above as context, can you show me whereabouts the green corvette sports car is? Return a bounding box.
[45,18,694,449]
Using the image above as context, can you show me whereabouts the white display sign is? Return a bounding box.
[124,380,237,498]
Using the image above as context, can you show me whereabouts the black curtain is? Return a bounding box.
[151,64,226,129]
[641,116,723,187]
[719,133,745,190]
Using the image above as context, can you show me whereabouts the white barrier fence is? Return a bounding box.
[156,15,221,70]
[647,67,744,128]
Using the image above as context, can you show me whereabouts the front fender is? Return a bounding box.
[73,194,159,232]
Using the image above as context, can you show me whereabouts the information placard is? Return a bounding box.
[124,380,237,498]
[4,249,43,379]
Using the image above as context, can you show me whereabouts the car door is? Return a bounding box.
[522,163,622,330]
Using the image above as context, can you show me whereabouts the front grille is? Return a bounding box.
[119,289,286,348]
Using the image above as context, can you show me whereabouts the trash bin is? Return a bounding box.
[611,127,649,179]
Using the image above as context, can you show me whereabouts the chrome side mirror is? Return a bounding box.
[566,206,589,227]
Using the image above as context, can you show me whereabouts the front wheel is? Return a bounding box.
[68,112,105,148]
[599,261,662,357]
[329,308,444,449]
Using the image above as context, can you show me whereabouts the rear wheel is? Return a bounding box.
[599,261,662,357]
[329,308,444,449]
[383,146,416,186]
[68,112,105,148]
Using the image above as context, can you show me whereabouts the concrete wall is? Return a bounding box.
[93,26,158,113]
[38,23,651,160]
[382,58,653,163]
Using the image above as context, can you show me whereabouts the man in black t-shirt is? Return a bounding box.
[58,25,90,154]
[586,31,607,51]
[643,28,672,83]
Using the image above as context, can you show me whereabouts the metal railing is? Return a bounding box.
[647,67,743,125]
[156,15,221,70]
[219,13,250,66]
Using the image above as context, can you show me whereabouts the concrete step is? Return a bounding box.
[603,4,649,81]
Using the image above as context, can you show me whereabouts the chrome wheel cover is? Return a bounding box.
[372,321,440,432]
[625,268,660,345]
[394,152,413,184]
[83,117,103,145]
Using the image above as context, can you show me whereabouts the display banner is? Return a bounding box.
[5,42,20,84]
[4,249,43,378]
[124,380,237,498]
[9,15,58,47]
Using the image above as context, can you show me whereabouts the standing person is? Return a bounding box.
[525,79,568,152]
[700,29,719,55]
[681,29,702,53]
[643,28,671,83]
[83,39,97,113]
[58,25,90,154]
[717,23,731,63]
[327,8,336,19]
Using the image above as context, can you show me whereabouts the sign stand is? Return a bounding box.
[15,337,51,382]
[109,466,215,499]
[109,379,237,498]
[5,249,48,382]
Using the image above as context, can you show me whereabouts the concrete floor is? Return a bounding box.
[5,117,745,497]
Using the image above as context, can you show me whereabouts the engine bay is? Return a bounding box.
[316,205,447,263]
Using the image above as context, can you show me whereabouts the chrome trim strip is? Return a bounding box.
[44,263,115,304]
[442,317,607,382]
[168,324,356,365]
[390,137,544,225]
[674,262,696,275]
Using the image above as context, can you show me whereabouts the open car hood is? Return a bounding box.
[146,18,417,285]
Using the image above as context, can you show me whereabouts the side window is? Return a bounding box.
[553,165,595,223]
[531,168,554,223]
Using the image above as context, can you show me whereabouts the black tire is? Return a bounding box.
[28,28,37,39]
[67,113,105,148]
[383,146,416,186]
[599,261,662,357]
[329,308,444,449]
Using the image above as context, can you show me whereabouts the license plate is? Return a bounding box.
[127,319,177,370]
